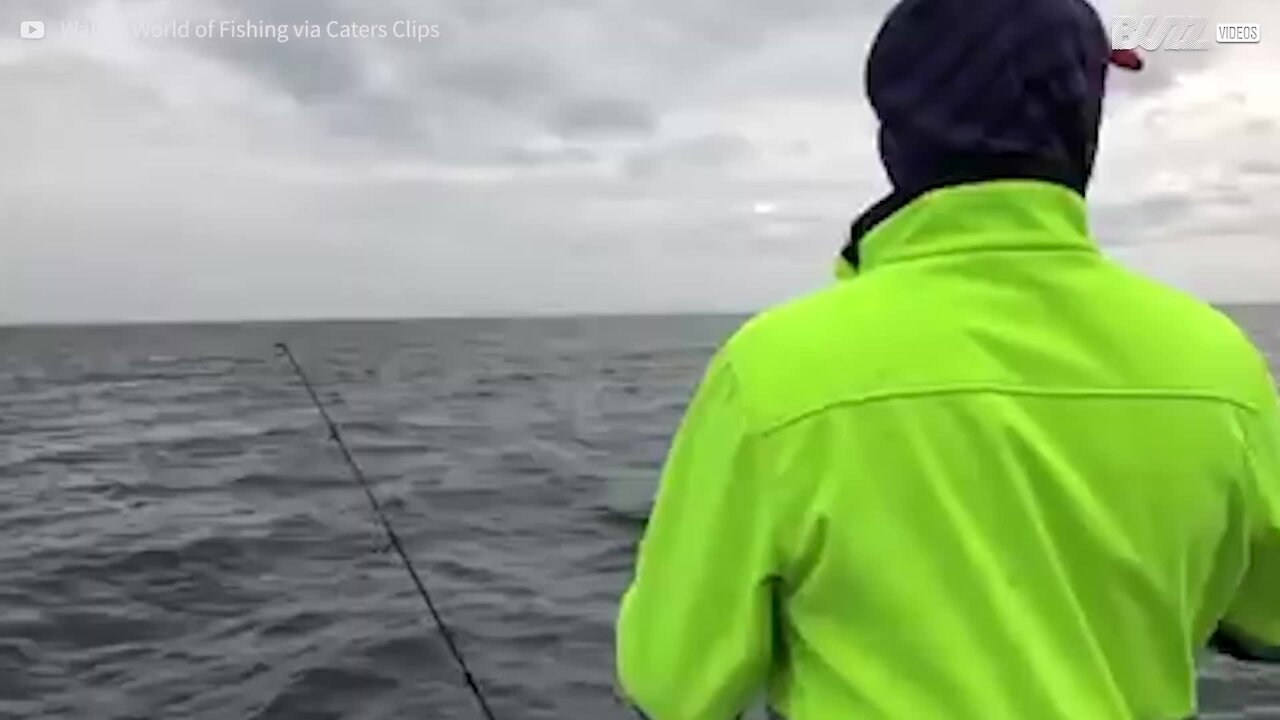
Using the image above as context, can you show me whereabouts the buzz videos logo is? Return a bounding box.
[20,20,46,39]
[1110,16,1261,51]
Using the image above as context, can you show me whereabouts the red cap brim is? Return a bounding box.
[1109,48,1144,71]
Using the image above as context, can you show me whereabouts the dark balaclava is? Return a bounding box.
[843,0,1122,269]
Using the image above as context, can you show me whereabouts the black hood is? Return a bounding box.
[843,0,1115,269]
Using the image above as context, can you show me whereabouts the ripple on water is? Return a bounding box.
[251,665,401,720]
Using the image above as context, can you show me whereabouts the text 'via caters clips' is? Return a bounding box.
[44,18,442,44]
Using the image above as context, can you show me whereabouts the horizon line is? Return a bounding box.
[0,308,759,330]
[3,301,1279,330]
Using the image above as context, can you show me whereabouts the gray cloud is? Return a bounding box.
[1242,118,1276,136]
[1,0,1278,323]
[434,56,559,109]
[624,133,756,179]
[1240,160,1280,177]
[498,144,597,167]
[200,36,362,104]
[1093,192,1198,245]
[548,96,658,140]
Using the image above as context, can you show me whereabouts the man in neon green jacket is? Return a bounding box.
[615,0,1280,718]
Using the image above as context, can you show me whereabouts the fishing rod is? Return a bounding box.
[274,342,499,720]
[276,343,659,720]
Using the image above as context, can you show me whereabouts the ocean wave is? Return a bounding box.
[2,315,1276,718]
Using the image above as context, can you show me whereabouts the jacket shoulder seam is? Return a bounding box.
[757,384,1261,438]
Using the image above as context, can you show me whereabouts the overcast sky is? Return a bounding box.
[2,0,1278,323]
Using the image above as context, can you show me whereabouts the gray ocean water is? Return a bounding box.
[2,309,1279,720]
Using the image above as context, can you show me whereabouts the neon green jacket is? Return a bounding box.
[616,180,1280,720]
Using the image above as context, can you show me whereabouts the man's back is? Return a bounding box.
[618,2,1279,715]
[616,181,1280,719]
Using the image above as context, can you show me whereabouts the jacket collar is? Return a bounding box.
[835,180,1096,279]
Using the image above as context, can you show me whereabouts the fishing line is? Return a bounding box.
[274,342,499,720]
[277,343,661,720]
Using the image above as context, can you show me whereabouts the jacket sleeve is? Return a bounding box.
[616,351,777,719]
[1213,357,1280,662]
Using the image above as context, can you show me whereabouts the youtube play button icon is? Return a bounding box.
[20,20,46,39]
